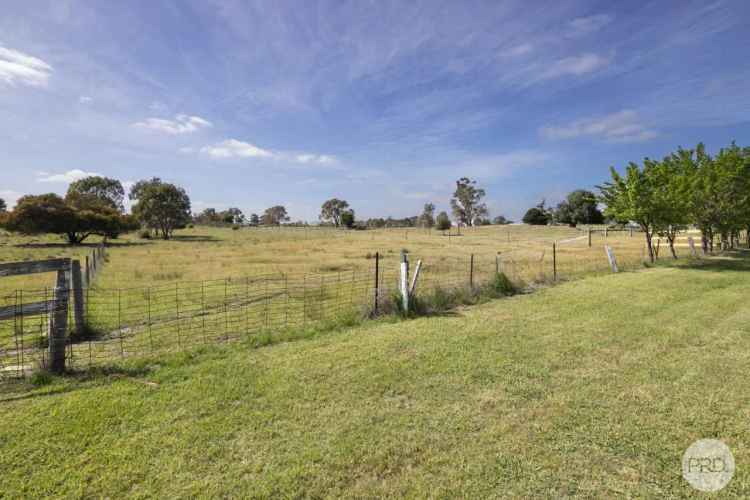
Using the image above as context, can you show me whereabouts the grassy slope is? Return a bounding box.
[2,258,750,498]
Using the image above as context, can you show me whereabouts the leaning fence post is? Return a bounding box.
[605,245,619,273]
[409,260,422,296]
[400,251,409,312]
[48,269,68,373]
[71,260,85,335]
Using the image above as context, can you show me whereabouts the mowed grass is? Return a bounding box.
[2,256,749,497]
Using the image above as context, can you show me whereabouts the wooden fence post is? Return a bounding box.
[400,251,409,312]
[553,242,557,281]
[71,260,85,335]
[48,269,68,373]
[605,245,619,273]
[84,255,90,287]
[409,260,422,296]
[373,252,380,314]
[588,229,592,248]
[469,254,474,288]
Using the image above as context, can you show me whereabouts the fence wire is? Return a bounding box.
[0,236,649,378]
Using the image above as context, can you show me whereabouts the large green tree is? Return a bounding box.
[522,200,551,225]
[319,199,350,227]
[599,160,664,262]
[67,176,125,211]
[129,178,191,239]
[554,190,604,226]
[261,205,290,225]
[0,198,6,213]
[0,193,136,244]
[450,178,488,226]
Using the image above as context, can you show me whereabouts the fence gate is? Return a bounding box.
[0,258,85,374]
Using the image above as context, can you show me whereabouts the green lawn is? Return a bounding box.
[1,256,749,497]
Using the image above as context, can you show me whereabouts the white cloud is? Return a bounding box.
[566,14,612,37]
[79,96,93,104]
[133,114,212,134]
[0,46,52,87]
[37,169,101,183]
[542,53,612,79]
[0,190,22,209]
[294,154,337,165]
[540,110,658,143]
[193,138,338,165]
[199,139,274,158]
[500,43,533,58]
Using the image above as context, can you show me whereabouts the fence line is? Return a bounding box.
[0,238,653,378]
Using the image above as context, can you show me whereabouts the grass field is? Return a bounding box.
[0,224,656,294]
[0,225,699,376]
[1,254,748,497]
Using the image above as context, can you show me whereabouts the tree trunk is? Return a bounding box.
[667,235,678,259]
[644,231,655,263]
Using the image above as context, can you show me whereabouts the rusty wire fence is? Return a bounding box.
[0,236,649,378]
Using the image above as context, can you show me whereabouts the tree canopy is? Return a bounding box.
[319,199,351,227]
[0,198,6,213]
[419,203,435,228]
[522,200,551,225]
[0,192,137,244]
[554,190,604,226]
[436,211,451,231]
[129,178,191,239]
[450,177,488,226]
[261,206,290,225]
[67,176,125,211]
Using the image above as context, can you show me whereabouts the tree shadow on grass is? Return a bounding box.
[168,234,220,243]
[671,251,750,273]
[13,241,153,249]
[0,365,156,403]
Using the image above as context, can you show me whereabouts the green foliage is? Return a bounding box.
[67,176,125,211]
[261,205,290,225]
[522,200,550,225]
[450,177,488,226]
[435,211,451,231]
[340,209,355,228]
[129,178,191,240]
[419,203,435,228]
[0,192,137,244]
[554,190,603,226]
[493,215,512,225]
[0,198,6,212]
[194,207,245,226]
[319,198,350,226]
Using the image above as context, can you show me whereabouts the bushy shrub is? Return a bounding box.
[139,229,152,239]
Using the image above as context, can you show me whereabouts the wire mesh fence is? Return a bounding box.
[0,236,650,378]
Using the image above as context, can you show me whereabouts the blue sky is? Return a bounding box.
[1,0,749,221]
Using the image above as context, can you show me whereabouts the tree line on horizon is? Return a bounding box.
[1,141,747,256]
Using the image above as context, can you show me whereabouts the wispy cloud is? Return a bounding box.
[0,46,52,87]
[133,114,212,134]
[540,110,658,143]
[566,14,612,38]
[199,139,273,159]
[194,138,338,165]
[294,154,338,165]
[499,43,534,58]
[79,95,92,104]
[541,53,612,80]
[37,169,101,183]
